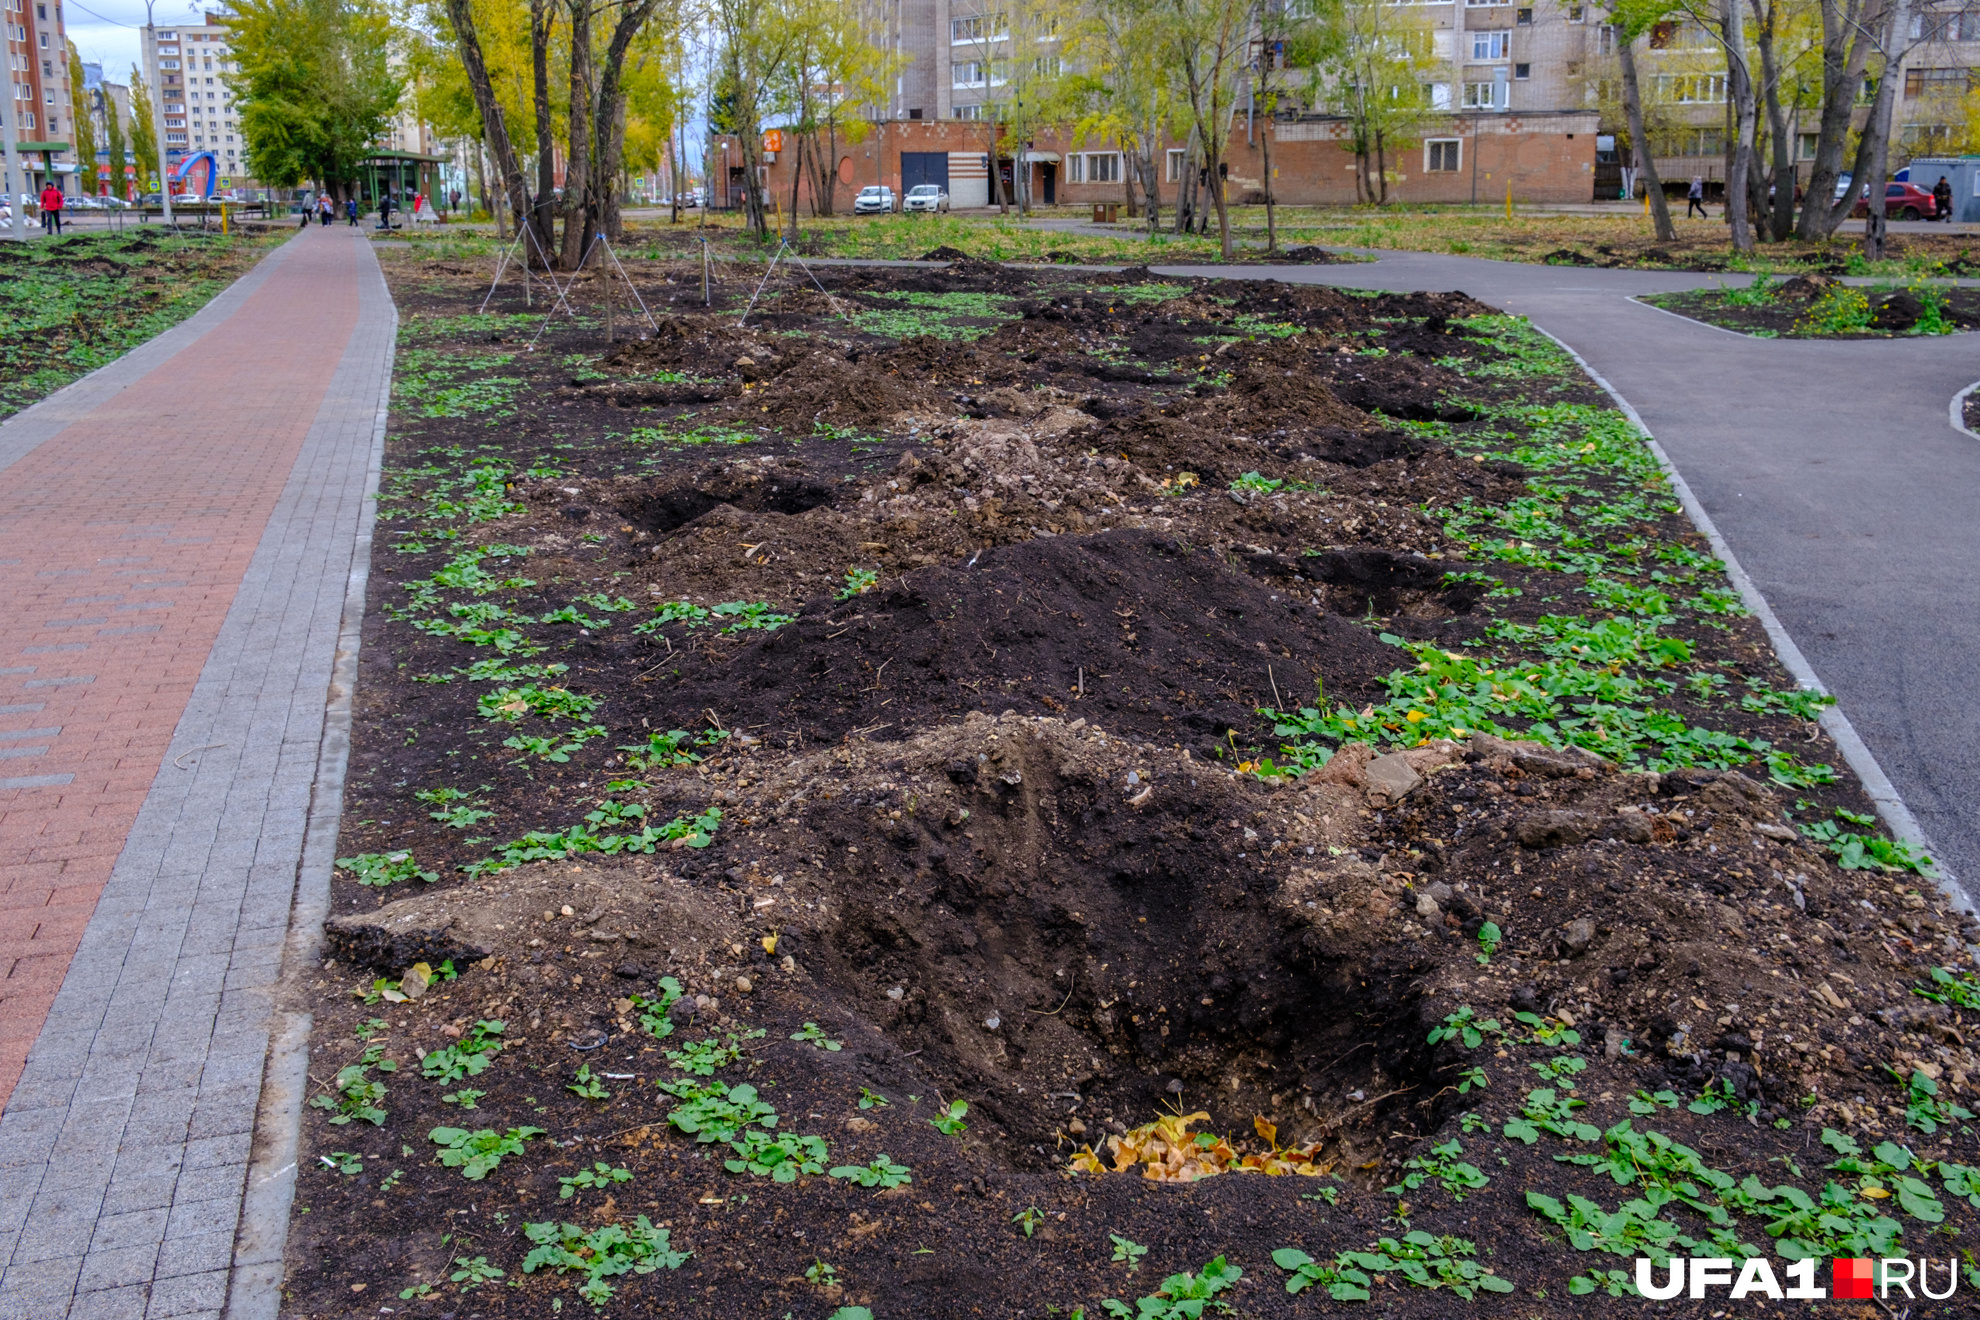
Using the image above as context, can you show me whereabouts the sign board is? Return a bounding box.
[762,129,783,154]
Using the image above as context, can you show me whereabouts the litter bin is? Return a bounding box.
[1091,202,1119,223]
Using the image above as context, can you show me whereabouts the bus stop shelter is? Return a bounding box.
[356,149,447,206]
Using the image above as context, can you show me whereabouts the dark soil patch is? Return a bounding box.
[283,246,1980,1320]
[647,529,1408,752]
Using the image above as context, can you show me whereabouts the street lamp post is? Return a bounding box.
[1,52,26,241]
[143,0,173,227]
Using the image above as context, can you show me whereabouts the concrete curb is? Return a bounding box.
[1535,326,1970,919]
[1953,379,1980,440]
[222,236,395,1320]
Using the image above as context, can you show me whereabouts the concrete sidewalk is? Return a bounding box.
[0,228,392,1318]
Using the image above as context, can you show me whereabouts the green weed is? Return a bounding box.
[428,1125,545,1180]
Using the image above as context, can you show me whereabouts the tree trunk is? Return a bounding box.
[668,126,680,224]
[529,0,558,266]
[586,0,656,248]
[1857,0,1914,260]
[1722,0,1757,251]
[1140,132,1162,232]
[560,0,595,269]
[441,0,532,248]
[788,134,805,241]
[1376,129,1389,204]
[1795,0,1875,238]
[1260,119,1276,251]
[1750,0,1796,239]
[1616,32,1678,241]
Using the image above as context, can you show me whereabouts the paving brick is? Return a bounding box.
[0,230,392,1314]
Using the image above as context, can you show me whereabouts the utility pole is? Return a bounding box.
[3,64,25,240]
[143,0,174,228]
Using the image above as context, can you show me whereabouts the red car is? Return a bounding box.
[1853,180,1940,220]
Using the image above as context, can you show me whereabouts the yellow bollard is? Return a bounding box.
[1643,189,1650,216]
[1505,182,1512,219]
[221,203,229,235]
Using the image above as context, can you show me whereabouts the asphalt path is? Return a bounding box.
[1159,253,1980,896]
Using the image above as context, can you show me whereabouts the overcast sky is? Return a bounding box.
[65,0,210,86]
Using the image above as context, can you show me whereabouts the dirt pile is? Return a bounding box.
[643,529,1410,752]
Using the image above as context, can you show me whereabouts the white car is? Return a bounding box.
[852,185,897,215]
[903,184,950,214]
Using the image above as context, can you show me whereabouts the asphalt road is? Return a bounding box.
[1161,253,1980,895]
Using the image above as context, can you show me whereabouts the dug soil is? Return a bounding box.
[278,246,1980,1319]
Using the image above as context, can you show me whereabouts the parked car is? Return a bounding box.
[903,183,950,214]
[1854,180,1940,220]
[852,184,897,215]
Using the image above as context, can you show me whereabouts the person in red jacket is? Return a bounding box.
[39,183,64,235]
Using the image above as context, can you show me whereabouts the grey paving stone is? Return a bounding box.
[150,1231,231,1282]
[86,1209,168,1254]
[67,1285,150,1320]
[74,1242,161,1291]
[142,1269,225,1318]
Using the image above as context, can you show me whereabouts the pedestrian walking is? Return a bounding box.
[377,193,394,230]
[1934,175,1954,223]
[318,195,333,226]
[1686,176,1707,219]
[39,182,63,235]
[346,196,360,226]
[450,188,462,215]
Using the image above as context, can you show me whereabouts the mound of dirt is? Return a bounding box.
[1275,245,1347,264]
[921,245,971,261]
[602,315,766,372]
[642,529,1407,753]
[713,342,960,433]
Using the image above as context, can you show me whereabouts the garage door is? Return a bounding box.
[901,152,950,192]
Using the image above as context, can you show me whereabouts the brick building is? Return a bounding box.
[732,0,1979,213]
[3,0,76,196]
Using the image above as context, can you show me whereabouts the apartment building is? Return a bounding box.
[4,0,76,194]
[743,0,1978,211]
[140,10,256,188]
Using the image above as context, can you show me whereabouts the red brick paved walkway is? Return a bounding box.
[0,230,360,1108]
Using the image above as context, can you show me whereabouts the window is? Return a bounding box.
[1515,61,1530,77]
[1471,31,1509,58]
[1462,80,1504,107]
[1677,127,1724,154]
[1165,147,1185,181]
[1086,152,1120,182]
[950,13,1007,42]
[952,60,985,87]
[953,102,988,120]
[1429,81,1453,108]
[1653,72,1726,102]
[1426,138,1461,170]
[1796,131,1819,159]
[1465,0,1510,7]
[1567,4,1584,19]
[1595,24,1616,53]
[1905,66,1975,96]
[1516,6,1532,20]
